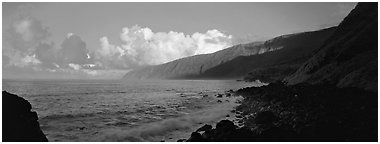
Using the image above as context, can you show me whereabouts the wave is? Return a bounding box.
[95,97,241,142]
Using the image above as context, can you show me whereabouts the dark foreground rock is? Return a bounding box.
[236,81,377,141]
[2,91,48,142]
[183,81,377,142]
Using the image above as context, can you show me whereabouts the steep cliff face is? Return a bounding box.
[198,27,335,80]
[123,41,269,79]
[285,3,378,92]
[123,27,335,80]
[3,91,48,142]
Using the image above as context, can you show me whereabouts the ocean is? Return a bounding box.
[2,79,261,142]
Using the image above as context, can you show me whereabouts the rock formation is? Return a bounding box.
[2,91,48,142]
[285,2,378,92]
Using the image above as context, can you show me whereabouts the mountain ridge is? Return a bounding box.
[285,2,378,92]
[123,27,336,80]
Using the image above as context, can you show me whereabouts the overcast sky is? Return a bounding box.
[2,2,357,79]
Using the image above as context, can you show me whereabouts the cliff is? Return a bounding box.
[124,27,335,80]
[285,2,378,92]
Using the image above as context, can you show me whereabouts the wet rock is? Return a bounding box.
[3,91,48,142]
[186,132,205,142]
[216,94,223,98]
[196,124,212,132]
[216,120,236,132]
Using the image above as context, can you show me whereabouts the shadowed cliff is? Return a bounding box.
[285,2,378,92]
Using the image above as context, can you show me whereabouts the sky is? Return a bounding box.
[2,2,357,79]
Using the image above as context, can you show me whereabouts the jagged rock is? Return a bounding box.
[2,91,48,142]
[196,124,212,132]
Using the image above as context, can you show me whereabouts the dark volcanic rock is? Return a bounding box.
[235,81,377,141]
[254,111,276,124]
[196,124,212,132]
[186,132,204,142]
[2,91,48,142]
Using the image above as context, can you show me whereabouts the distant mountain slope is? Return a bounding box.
[197,27,336,80]
[285,2,378,92]
[124,27,336,80]
[123,41,271,79]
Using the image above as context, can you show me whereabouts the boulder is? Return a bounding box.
[186,132,205,142]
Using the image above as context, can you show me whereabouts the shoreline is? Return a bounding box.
[182,81,378,142]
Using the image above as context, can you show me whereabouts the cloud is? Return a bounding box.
[59,34,92,64]
[68,63,82,70]
[5,17,50,53]
[3,18,234,79]
[94,25,233,68]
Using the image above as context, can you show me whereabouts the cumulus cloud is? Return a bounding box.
[5,17,50,53]
[3,17,50,67]
[95,25,233,68]
[3,18,234,78]
[59,34,92,64]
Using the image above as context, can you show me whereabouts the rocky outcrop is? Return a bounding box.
[234,81,377,141]
[2,91,48,142]
[123,27,335,80]
[184,81,377,142]
[285,2,378,92]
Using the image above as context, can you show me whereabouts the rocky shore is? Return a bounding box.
[182,81,377,142]
[182,3,378,142]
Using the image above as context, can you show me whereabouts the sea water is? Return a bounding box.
[2,79,259,142]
